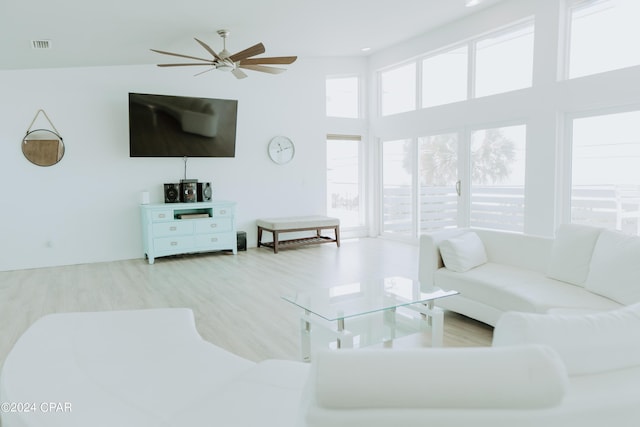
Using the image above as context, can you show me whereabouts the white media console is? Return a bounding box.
[140,201,237,264]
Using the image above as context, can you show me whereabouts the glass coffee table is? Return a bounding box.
[282,276,458,362]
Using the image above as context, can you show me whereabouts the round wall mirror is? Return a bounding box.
[22,129,65,166]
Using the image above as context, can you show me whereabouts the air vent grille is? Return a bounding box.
[31,40,52,49]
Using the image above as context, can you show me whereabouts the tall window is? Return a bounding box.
[390,19,535,114]
[382,139,414,235]
[567,0,640,79]
[326,76,359,118]
[421,46,468,108]
[380,63,416,116]
[570,110,640,235]
[475,23,534,98]
[470,125,527,232]
[326,135,364,228]
[418,134,460,232]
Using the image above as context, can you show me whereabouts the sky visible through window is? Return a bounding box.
[572,111,640,186]
[326,77,359,118]
[569,0,640,78]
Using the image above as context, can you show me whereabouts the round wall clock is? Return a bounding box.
[268,136,295,164]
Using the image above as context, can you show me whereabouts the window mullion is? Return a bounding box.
[468,41,477,100]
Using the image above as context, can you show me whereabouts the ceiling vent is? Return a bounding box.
[31,39,52,49]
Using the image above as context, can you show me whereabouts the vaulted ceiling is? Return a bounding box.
[0,0,503,70]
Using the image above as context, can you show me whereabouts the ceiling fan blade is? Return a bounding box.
[194,67,217,77]
[228,43,266,63]
[193,38,222,61]
[232,68,248,79]
[238,64,287,74]
[157,63,215,67]
[150,49,214,63]
[239,56,297,65]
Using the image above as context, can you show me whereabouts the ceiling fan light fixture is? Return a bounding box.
[216,63,234,72]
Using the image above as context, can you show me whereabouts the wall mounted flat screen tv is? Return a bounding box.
[129,92,238,157]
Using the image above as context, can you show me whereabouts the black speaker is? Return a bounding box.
[180,180,198,203]
[237,231,247,251]
[164,183,180,203]
[197,182,212,202]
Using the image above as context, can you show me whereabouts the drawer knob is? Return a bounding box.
[220,210,227,214]
[170,226,177,231]
[159,214,166,218]
[170,241,178,246]
[210,223,217,228]
[211,237,218,242]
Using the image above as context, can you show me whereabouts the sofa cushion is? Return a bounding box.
[546,224,601,286]
[493,303,640,375]
[173,359,310,427]
[439,231,487,272]
[435,263,621,314]
[585,229,640,304]
[311,346,567,410]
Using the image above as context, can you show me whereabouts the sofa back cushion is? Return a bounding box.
[439,231,487,272]
[473,229,554,272]
[584,229,640,304]
[310,346,567,410]
[546,224,602,286]
[493,303,640,375]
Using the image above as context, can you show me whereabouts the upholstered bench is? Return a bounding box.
[256,216,340,253]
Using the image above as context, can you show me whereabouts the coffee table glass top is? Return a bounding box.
[282,276,458,321]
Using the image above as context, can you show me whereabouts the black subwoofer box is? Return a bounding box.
[236,231,247,251]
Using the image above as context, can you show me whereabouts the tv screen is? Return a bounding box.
[128,92,238,157]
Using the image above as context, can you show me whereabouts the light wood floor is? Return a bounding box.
[0,238,492,365]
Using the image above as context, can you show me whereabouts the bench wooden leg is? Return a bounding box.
[257,226,263,247]
[335,226,341,247]
[273,231,279,253]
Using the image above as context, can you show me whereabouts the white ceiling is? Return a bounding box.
[0,0,504,70]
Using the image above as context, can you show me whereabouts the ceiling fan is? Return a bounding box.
[150,29,297,79]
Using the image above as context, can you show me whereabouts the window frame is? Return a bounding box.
[564,0,640,80]
[471,20,535,99]
[326,134,367,232]
[561,105,640,231]
[378,61,419,117]
[377,17,536,117]
[325,74,362,119]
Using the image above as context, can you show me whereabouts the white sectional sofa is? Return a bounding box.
[2,306,640,426]
[419,224,640,326]
[0,309,309,427]
[304,303,640,427]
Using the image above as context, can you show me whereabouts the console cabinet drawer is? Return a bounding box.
[152,221,194,237]
[195,233,235,249]
[154,236,195,252]
[214,206,232,217]
[151,210,174,222]
[195,218,232,233]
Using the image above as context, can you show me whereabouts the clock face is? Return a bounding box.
[268,136,295,164]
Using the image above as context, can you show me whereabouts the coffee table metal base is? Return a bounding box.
[299,300,444,362]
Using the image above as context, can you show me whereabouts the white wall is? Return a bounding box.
[367,0,640,237]
[5,0,640,271]
[0,57,365,271]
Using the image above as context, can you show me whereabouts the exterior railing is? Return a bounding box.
[572,185,640,235]
[367,184,640,237]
